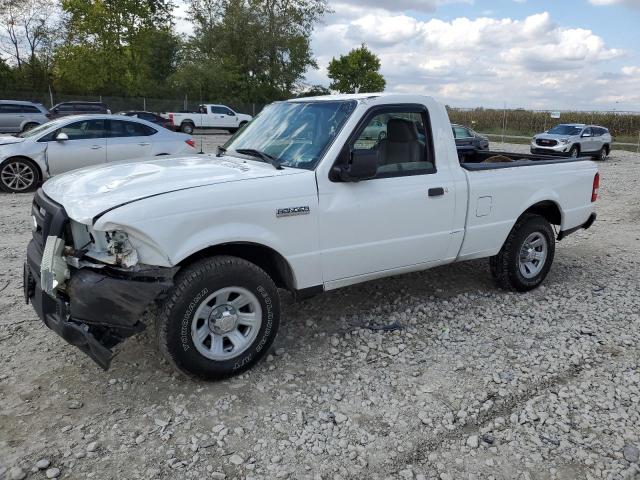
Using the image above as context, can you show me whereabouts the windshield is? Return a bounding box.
[16,119,65,138]
[224,100,357,170]
[548,125,583,136]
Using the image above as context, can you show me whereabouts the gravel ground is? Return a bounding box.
[1,139,639,480]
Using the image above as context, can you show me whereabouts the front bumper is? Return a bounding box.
[530,143,571,156]
[24,189,176,370]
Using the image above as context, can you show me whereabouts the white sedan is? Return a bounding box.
[0,115,197,193]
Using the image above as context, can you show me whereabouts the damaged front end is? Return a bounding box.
[24,188,177,370]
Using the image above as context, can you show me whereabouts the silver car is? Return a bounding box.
[0,115,196,193]
[0,100,50,133]
[531,123,612,161]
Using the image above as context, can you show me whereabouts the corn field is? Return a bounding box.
[447,107,640,140]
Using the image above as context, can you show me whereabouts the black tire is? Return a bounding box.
[595,146,608,161]
[490,214,556,292]
[22,122,39,132]
[568,145,580,158]
[227,128,237,134]
[156,255,280,380]
[181,122,195,134]
[0,157,40,193]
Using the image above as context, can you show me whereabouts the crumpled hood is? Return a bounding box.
[43,154,300,224]
[0,136,25,146]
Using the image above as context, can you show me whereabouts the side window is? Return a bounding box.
[109,120,156,137]
[223,108,235,116]
[210,106,226,114]
[583,127,593,137]
[0,104,23,114]
[351,109,434,179]
[21,105,42,113]
[452,126,470,139]
[58,119,107,140]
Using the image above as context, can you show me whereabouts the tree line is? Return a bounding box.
[0,0,386,104]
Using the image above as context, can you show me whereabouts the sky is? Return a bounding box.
[175,0,640,111]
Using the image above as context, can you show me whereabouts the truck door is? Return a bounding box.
[316,105,457,283]
[210,106,236,128]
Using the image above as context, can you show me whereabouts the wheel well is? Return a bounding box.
[523,201,562,226]
[179,243,296,291]
[571,144,580,152]
[1,156,43,181]
[603,144,610,153]
[181,120,195,126]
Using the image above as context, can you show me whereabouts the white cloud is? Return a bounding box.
[308,10,638,109]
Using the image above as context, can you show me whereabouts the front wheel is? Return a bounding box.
[568,145,580,158]
[0,157,40,193]
[156,256,280,380]
[490,214,556,292]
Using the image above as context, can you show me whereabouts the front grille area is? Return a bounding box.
[536,138,558,147]
[31,189,70,253]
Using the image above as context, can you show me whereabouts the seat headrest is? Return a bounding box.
[387,118,418,142]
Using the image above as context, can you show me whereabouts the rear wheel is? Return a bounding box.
[22,122,39,132]
[568,145,580,158]
[181,122,194,135]
[595,146,608,161]
[156,256,280,380]
[0,157,40,193]
[490,214,556,292]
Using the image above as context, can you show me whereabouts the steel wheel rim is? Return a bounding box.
[191,286,262,361]
[518,232,548,279]
[570,148,578,158]
[1,161,35,191]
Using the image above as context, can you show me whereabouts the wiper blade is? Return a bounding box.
[234,148,284,170]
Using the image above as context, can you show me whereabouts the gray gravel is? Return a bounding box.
[0,139,639,479]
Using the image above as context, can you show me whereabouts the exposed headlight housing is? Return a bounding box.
[85,230,139,268]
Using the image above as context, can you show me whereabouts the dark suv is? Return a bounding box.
[49,101,111,118]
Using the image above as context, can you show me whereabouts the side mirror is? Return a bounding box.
[334,149,378,182]
[56,132,68,141]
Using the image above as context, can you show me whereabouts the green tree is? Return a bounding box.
[181,0,328,103]
[295,84,330,97]
[327,44,386,94]
[55,0,180,96]
[0,0,60,90]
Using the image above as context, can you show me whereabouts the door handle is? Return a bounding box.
[137,142,151,146]
[91,145,102,150]
[428,187,445,197]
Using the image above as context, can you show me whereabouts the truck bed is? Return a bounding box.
[458,149,592,170]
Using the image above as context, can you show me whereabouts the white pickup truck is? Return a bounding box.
[162,104,253,134]
[24,94,599,380]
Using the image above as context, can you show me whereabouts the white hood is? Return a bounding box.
[42,154,302,224]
